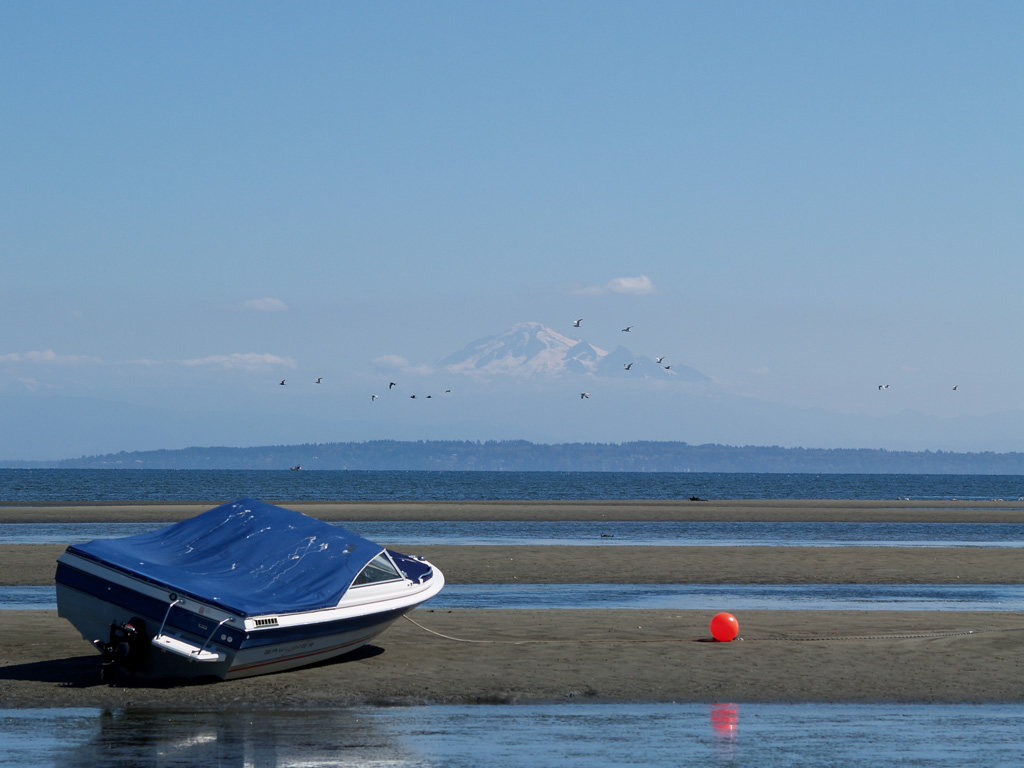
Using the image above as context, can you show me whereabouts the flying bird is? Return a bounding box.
[279,380,286,386]
[371,394,378,401]
[389,382,397,389]
[315,378,322,384]
[624,363,633,370]
[573,319,582,327]
[621,326,633,332]
[655,356,666,364]
[953,385,959,390]
[878,384,889,390]
[664,365,672,370]
[581,392,590,399]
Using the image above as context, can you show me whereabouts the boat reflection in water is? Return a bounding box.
[51,707,419,768]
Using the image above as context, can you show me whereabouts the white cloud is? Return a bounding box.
[241,297,289,311]
[605,275,657,295]
[0,349,102,365]
[373,354,411,369]
[16,377,53,392]
[372,354,434,376]
[132,353,296,370]
[566,284,608,297]
[183,353,296,370]
[566,275,658,297]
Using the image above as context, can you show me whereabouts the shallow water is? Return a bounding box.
[4,520,1024,547]
[430,583,1024,611]
[7,582,1024,611]
[2,703,1022,767]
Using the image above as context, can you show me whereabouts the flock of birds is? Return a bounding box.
[276,318,963,405]
[278,377,454,401]
[574,318,678,401]
[372,381,453,401]
[274,317,682,404]
[878,383,960,391]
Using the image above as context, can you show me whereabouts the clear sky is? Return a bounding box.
[2,2,1023,460]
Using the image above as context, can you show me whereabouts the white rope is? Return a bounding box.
[750,627,1024,642]
[402,615,694,645]
[403,615,1024,645]
[402,615,548,644]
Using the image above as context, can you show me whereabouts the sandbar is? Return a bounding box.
[1,500,1022,707]
[2,544,1022,586]
[3,499,1024,523]
[1,609,1022,708]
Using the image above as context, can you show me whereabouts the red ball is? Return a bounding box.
[710,612,739,642]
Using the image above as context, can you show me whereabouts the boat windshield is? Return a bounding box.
[352,552,403,586]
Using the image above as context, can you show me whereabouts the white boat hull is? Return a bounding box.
[55,551,444,681]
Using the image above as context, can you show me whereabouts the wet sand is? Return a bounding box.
[3,544,1023,586]
[2,609,1022,708]
[4,498,1024,524]
[2,500,1022,706]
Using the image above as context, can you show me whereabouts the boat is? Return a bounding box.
[54,497,444,681]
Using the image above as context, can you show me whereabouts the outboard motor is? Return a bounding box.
[93,617,148,681]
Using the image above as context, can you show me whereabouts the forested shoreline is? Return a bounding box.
[8,440,1024,474]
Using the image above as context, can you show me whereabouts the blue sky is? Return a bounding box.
[2,2,1023,460]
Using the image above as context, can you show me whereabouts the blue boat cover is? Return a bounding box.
[66,498,385,616]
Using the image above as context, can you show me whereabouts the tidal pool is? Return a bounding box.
[2,703,1022,767]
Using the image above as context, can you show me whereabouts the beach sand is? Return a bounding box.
[4,498,1024,524]
[2,501,1022,707]
[2,609,1022,708]
[3,544,1023,587]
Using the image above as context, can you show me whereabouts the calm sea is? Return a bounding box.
[3,468,1024,501]
[5,469,1023,765]
[3,703,1023,768]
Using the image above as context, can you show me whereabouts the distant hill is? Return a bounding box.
[9,440,1024,473]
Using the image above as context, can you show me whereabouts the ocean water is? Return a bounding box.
[4,468,1024,502]
[3,703,1023,768]
[4,469,1023,765]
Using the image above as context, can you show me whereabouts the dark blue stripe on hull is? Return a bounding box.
[55,562,238,649]
[243,606,410,649]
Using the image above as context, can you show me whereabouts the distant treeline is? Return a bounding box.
[12,440,1024,474]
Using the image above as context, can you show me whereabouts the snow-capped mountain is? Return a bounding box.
[439,322,606,376]
[439,322,708,381]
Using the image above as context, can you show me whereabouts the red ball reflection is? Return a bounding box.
[710,703,739,739]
